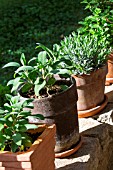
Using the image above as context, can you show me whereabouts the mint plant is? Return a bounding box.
[81,0,113,47]
[0,94,44,152]
[78,8,110,45]
[3,45,69,98]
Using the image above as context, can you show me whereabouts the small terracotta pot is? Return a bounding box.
[72,65,108,117]
[106,52,113,85]
[0,125,56,170]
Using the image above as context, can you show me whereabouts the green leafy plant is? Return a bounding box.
[81,0,113,47]
[0,94,44,152]
[59,32,110,75]
[3,45,69,98]
[78,8,110,45]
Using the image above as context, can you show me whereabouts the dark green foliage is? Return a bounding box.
[0,94,44,152]
[0,84,10,107]
[0,0,87,84]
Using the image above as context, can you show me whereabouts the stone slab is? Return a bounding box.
[55,137,100,170]
[55,85,113,170]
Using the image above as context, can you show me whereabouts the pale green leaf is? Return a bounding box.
[38,51,47,65]
[2,62,20,68]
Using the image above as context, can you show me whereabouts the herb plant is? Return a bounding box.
[81,0,113,47]
[78,8,110,45]
[60,32,110,75]
[3,45,69,98]
[0,94,44,152]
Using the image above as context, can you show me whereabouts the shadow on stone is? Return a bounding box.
[55,123,113,170]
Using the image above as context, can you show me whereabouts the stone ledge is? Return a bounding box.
[55,119,113,170]
[55,85,113,170]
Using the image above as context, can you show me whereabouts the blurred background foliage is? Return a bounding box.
[0,0,112,106]
[0,0,88,85]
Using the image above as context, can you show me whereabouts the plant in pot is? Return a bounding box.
[3,46,81,158]
[81,0,113,84]
[59,32,110,118]
[0,94,56,170]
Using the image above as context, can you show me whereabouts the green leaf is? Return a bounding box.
[11,96,20,104]
[5,118,13,127]
[17,119,28,125]
[47,77,56,86]
[21,83,33,93]
[0,109,5,115]
[15,66,33,74]
[0,118,6,124]
[18,125,27,132]
[24,124,38,130]
[4,103,11,112]
[38,51,47,65]
[20,98,34,108]
[28,57,37,64]
[20,53,26,65]
[18,111,31,117]
[34,80,46,96]
[12,133,22,146]
[7,77,24,92]
[52,69,69,75]
[11,142,18,153]
[0,124,4,131]
[0,133,6,144]
[23,139,32,147]
[4,128,12,137]
[28,114,44,120]
[2,62,20,68]
[5,94,12,101]
[36,43,54,59]
[60,85,69,91]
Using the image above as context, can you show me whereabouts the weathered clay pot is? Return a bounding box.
[21,79,80,155]
[106,52,113,85]
[0,125,56,170]
[73,65,108,117]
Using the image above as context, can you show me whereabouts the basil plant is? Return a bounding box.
[3,44,70,98]
[0,94,44,152]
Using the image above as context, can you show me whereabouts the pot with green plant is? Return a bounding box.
[60,32,110,118]
[80,0,113,85]
[3,46,81,158]
[0,94,56,170]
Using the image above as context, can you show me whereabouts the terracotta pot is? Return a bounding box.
[106,52,113,85]
[0,125,56,170]
[21,79,80,155]
[72,65,108,116]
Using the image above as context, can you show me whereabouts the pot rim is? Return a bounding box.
[72,64,107,78]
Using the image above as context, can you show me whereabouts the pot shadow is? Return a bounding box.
[92,90,113,121]
[105,91,113,104]
[105,84,113,103]
[55,123,113,170]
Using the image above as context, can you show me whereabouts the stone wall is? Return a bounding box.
[55,84,113,170]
